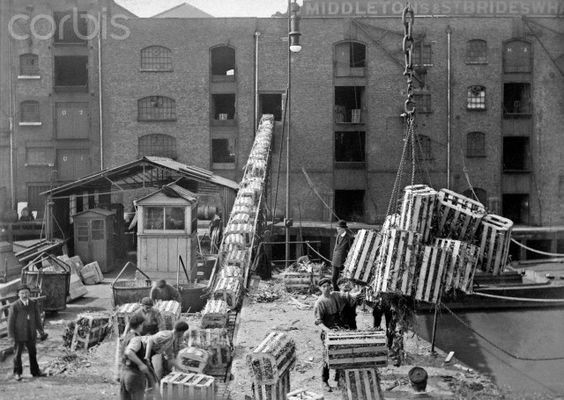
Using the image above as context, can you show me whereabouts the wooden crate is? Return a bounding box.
[343,229,382,285]
[160,371,215,400]
[186,328,232,371]
[286,389,324,400]
[229,212,251,224]
[339,369,384,400]
[233,196,254,209]
[113,302,141,335]
[219,265,244,280]
[175,347,210,374]
[282,272,313,292]
[154,300,181,330]
[212,277,243,309]
[399,185,438,244]
[201,299,229,329]
[414,245,450,304]
[373,229,421,296]
[382,213,400,231]
[436,188,486,242]
[477,214,513,275]
[232,204,256,217]
[220,233,247,252]
[220,249,250,269]
[324,330,387,370]
[247,331,296,384]
[224,223,254,245]
[253,370,291,400]
[71,313,111,351]
[435,239,479,293]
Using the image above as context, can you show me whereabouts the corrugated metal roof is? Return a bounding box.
[135,183,198,204]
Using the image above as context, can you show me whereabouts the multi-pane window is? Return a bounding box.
[466,40,487,64]
[144,206,185,231]
[335,131,365,163]
[54,11,88,43]
[413,42,432,66]
[20,101,40,122]
[467,132,486,157]
[20,54,39,76]
[413,93,432,113]
[138,134,177,159]
[467,86,486,110]
[140,46,172,71]
[334,41,366,76]
[138,96,176,121]
[503,40,532,73]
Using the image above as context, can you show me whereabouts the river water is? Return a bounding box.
[414,308,564,398]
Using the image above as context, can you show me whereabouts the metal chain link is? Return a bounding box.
[402,1,415,117]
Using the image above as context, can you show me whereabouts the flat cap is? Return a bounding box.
[141,297,153,306]
[408,366,428,384]
[318,277,332,287]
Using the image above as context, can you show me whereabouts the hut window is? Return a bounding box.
[144,206,185,231]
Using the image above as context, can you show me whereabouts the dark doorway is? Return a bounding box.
[334,190,364,222]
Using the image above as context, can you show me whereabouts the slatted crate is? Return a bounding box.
[219,265,244,281]
[414,245,451,304]
[220,249,250,269]
[477,214,514,275]
[160,371,215,400]
[339,369,384,400]
[154,300,181,330]
[229,212,251,224]
[373,229,421,296]
[233,196,254,209]
[436,188,486,242]
[221,233,248,252]
[71,312,111,351]
[282,271,313,292]
[113,302,141,335]
[435,239,480,293]
[343,229,382,285]
[324,330,387,370]
[382,213,400,231]
[186,328,232,373]
[253,370,291,400]
[286,389,324,400]
[213,277,243,309]
[246,159,268,179]
[201,299,229,329]
[175,347,210,374]
[232,204,256,218]
[399,184,438,244]
[247,332,296,384]
[224,223,254,246]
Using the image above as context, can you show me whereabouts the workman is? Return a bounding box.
[331,220,353,291]
[121,314,152,400]
[314,277,364,392]
[372,292,393,332]
[209,211,223,253]
[337,277,359,330]
[409,366,433,398]
[150,280,182,303]
[134,297,166,336]
[144,320,190,379]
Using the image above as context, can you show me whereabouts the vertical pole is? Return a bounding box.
[285,0,292,269]
[446,26,452,190]
[430,284,443,353]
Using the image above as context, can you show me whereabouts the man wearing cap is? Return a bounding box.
[150,280,182,303]
[144,320,190,379]
[136,297,166,336]
[8,284,48,381]
[409,366,433,398]
[121,314,151,400]
[331,220,353,291]
[314,277,363,391]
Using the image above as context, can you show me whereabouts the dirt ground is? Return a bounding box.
[0,274,515,400]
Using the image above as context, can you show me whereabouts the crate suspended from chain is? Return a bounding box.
[324,330,387,370]
[253,369,291,400]
[339,368,384,400]
[399,185,438,244]
[247,331,296,385]
[435,188,486,242]
[373,229,421,296]
[212,277,243,309]
[160,371,215,400]
[70,312,111,352]
[201,299,230,329]
[185,328,232,374]
[175,346,210,374]
[477,214,514,275]
[414,245,450,304]
[154,300,181,330]
[382,213,400,231]
[435,239,479,293]
[343,229,382,285]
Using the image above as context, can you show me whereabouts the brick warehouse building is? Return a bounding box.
[1,0,563,230]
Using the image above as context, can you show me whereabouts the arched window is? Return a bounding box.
[503,39,532,73]
[138,134,177,159]
[211,46,235,80]
[467,85,486,110]
[20,54,39,76]
[20,101,40,123]
[467,132,486,157]
[138,96,176,121]
[463,188,487,206]
[140,46,172,71]
[334,41,366,76]
[466,39,487,64]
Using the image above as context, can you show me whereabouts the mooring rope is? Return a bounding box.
[473,291,564,303]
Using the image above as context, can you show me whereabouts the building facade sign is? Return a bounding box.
[302,0,564,17]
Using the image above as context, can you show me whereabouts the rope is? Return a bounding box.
[440,303,564,361]
[473,291,564,303]
[301,167,340,221]
[271,87,289,225]
[305,241,332,263]
[510,238,564,257]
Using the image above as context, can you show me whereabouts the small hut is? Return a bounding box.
[135,183,198,280]
[73,208,116,273]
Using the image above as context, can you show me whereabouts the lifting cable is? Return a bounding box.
[439,303,564,361]
[509,239,564,257]
[270,87,289,226]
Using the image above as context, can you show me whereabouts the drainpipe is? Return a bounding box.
[254,31,261,130]
[9,117,14,210]
[446,25,452,189]
[98,12,104,170]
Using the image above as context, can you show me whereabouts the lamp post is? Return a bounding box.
[285,1,301,268]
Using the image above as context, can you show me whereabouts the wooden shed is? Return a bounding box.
[73,208,116,273]
[135,184,198,280]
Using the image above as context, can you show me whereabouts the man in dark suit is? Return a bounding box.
[331,220,353,291]
[8,284,48,381]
